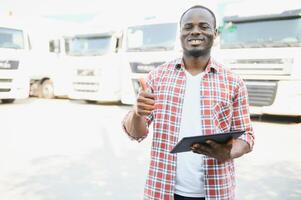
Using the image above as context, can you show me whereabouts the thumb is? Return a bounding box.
[139,78,148,92]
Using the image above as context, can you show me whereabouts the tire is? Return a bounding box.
[296,116,301,123]
[39,79,54,99]
[1,99,15,103]
[85,100,98,104]
[29,81,40,97]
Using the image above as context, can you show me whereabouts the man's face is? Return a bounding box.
[180,8,216,58]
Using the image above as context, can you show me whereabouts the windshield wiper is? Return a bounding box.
[88,52,106,56]
[221,43,247,49]
[243,43,266,48]
[146,46,172,51]
[128,46,172,52]
[260,41,296,47]
[0,46,21,50]
[68,52,85,56]
[127,47,144,52]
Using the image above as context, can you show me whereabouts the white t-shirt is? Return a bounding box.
[175,70,205,198]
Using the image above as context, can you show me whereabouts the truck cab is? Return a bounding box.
[0,18,30,103]
[120,17,182,105]
[218,9,301,116]
[65,28,123,103]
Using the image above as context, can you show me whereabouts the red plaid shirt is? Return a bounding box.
[123,57,254,200]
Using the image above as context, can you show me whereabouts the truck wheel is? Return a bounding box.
[39,79,54,99]
[1,99,15,103]
[30,82,39,97]
[85,100,98,104]
[297,116,301,123]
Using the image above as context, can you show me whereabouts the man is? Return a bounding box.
[122,5,254,200]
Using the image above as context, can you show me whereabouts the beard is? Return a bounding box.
[184,48,211,58]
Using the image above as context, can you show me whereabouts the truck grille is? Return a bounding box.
[73,82,99,93]
[225,58,292,76]
[0,79,12,82]
[130,62,164,73]
[245,80,277,106]
[0,89,11,92]
[0,79,12,92]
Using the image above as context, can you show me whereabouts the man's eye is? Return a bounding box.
[184,25,192,29]
[201,25,211,30]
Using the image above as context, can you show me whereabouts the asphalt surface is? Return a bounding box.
[0,98,300,200]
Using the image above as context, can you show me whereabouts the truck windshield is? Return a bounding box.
[65,36,112,56]
[220,18,301,48]
[0,27,24,49]
[126,23,177,52]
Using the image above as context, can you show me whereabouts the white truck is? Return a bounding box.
[0,18,30,103]
[119,17,182,105]
[65,27,123,103]
[218,8,301,117]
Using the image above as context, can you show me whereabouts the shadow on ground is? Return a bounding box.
[3,148,147,200]
[237,161,301,199]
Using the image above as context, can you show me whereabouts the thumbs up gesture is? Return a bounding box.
[135,78,155,117]
[139,78,148,92]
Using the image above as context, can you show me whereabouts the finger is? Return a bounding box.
[139,78,148,92]
[192,148,210,156]
[227,138,234,147]
[137,96,155,107]
[205,140,218,148]
[137,102,155,111]
[191,143,200,149]
[138,91,155,100]
[191,143,211,154]
[136,110,153,116]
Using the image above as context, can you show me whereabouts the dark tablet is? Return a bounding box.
[170,130,245,154]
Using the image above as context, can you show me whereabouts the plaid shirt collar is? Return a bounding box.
[174,56,219,74]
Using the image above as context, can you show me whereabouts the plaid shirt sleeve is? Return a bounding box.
[231,78,255,150]
[121,111,149,142]
[121,71,155,142]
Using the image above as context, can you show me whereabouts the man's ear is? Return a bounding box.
[213,28,218,39]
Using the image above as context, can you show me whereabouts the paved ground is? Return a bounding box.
[0,98,300,200]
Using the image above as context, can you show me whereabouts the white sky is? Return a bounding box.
[0,0,217,18]
[1,0,300,17]
[0,0,222,35]
[0,0,300,28]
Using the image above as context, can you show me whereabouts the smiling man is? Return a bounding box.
[123,5,255,200]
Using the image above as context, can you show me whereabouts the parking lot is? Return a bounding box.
[0,98,300,200]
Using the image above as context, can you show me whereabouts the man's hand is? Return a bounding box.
[123,79,155,139]
[134,79,155,117]
[191,139,233,162]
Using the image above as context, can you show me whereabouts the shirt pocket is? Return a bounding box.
[212,101,233,133]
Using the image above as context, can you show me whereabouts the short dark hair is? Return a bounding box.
[180,5,216,28]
